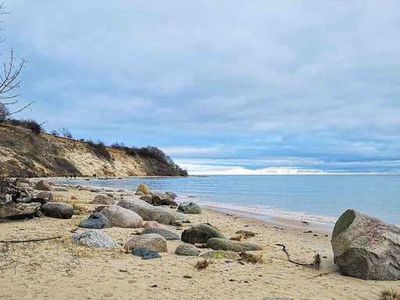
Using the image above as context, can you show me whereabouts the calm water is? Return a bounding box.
[59,175,400,226]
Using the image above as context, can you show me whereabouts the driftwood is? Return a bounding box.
[275,243,321,269]
[0,235,61,244]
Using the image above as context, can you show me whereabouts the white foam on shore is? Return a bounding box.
[177,195,337,227]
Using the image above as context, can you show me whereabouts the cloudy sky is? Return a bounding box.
[3,1,400,174]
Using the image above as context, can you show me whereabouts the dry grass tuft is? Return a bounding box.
[53,194,92,215]
[195,259,210,270]
[380,289,400,300]
[239,252,263,264]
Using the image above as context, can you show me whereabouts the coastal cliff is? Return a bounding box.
[0,124,187,177]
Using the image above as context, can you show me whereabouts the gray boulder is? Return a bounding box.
[78,213,112,229]
[117,199,185,225]
[206,238,263,252]
[124,233,167,252]
[0,202,40,219]
[34,180,53,191]
[331,209,400,280]
[101,205,143,228]
[91,194,116,205]
[175,244,200,256]
[133,247,161,260]
[151,193,178,206]
[36,191,54,202]
[141,228,180,240]
[178,202,202,214]
[181,224,225,244]
[165,192,177,199]
[41,202,74,219]
[73,230,119,249]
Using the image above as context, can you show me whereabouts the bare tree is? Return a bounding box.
[0,4,32,123]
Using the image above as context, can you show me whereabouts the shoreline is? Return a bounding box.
[0,180,398,299]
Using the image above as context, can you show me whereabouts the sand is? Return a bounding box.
[0,184,398,300]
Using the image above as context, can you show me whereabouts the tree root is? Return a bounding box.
[275,243,321,269]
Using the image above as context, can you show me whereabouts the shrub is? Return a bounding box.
[6,119,43,134]
[85,139,112,161]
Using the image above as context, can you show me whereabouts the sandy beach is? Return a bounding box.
[0,182,398,300]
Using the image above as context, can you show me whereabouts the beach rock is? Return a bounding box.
[151,193,178,207]
[91,194,116,205]
[331,209,400,280]
[139,195,153,204]
[200,250,240,260]
[165,192,177,199]
[90,188,102,193]
[178,202,202,214]
[175,244,200,256]
[0,202,41,219]
[206,238,263,252]
[55,187,68,192]
[143,221,165,229]
[41,202,74,219]
[118,199,185,225]
[141,228,180,240]
[124,233,167,252]
[136,184,151,196]
[73,230,119,249]
[36,191,54,203]
[132,247,161,260]
[235,230,256,238]
[101,205,143,228]
[78,212,112,229]
[181,224,225,244]
[34,180,53,191]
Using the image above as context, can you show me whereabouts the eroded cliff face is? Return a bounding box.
[0,124,186,177]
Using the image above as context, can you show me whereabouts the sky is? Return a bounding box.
[3,1,400,174]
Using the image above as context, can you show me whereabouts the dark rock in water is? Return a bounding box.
[36,191,54,203]
[177,202,202,214]
[151,193,178,206]
[41,202,74,219]
[200,250,240,260]
[34,180,53,191]
[73,230,119,249]
[331,209,400,280]
[78,212,112,229]
[175,244,200,256]
[0,202,41,219]
[206,238,263,252]
[181,224,225,244]
[165,192,177,199]
[124,233,167,252]
[141,228,180,240]
[132,247,161,260]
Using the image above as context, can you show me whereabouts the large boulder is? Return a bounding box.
[117,199,185,225]
[91,195,116,205]
[34,180,53,191]
[124,233,167,252]
[141,228,180,240]
[41,202,74,219]
[73,230,119,249]
[0,202,41,219]
[175,244,200,256]
[181,224,225,244]
[331,209,400,280]
[101,205,143,228]
[178,202,202,214]
[206,238,263,252]
[78,212,112,229]
[135,184,151,196]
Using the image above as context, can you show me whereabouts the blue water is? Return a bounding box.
[58,175,400,226]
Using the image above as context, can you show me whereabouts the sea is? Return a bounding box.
[57,175,400,227]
